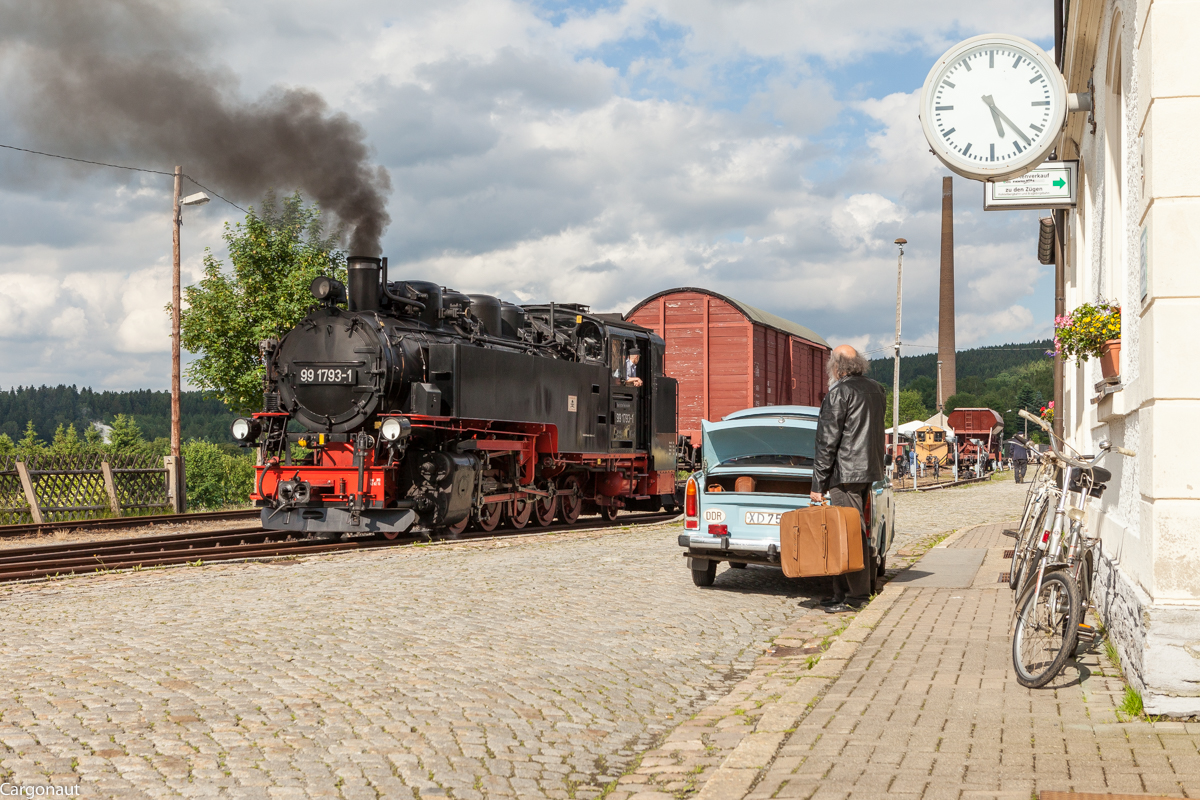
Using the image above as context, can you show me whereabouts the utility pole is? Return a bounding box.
[170,166,184,513]
[893,238,906,458]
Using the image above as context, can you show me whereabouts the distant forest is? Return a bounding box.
[0,386,237,444]
[869,339,1055,440]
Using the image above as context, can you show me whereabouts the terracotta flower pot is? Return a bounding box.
[1100,339,1121,380]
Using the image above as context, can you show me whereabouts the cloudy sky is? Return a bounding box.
[0,0,1055,391]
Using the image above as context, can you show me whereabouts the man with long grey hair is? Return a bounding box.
[810,344,886,612]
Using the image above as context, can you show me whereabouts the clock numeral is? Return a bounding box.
[1029,74,1044,84]
[962,58,972,72]
[942,79,956,88]
[1032,101,1050,106]
[936,105,954,111]
[1030,123,1044,132]
[962,143,972,157]
[1013,140,1024,153]
[943,128,956,137]
[1013,55,1023,69]
[989,51,994,68]
[990,144,995,162]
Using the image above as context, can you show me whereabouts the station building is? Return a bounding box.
[1057,0,1200,714]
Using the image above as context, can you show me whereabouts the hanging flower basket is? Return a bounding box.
[1040,402,1054,425]
[1053,302,1121,365]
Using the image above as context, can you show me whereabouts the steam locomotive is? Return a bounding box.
[232,256,682,537]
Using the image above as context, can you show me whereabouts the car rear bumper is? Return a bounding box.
[678,533,780,566]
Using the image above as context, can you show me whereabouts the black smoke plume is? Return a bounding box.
[0,0,390,254]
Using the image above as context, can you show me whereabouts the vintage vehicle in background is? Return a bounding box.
[676,406,895,588]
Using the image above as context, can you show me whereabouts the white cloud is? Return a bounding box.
[0,0,1054,391]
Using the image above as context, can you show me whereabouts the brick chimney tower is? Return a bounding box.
[938,176,956,408]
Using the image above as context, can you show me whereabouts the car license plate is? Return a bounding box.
[744,510,783,526]
[297,366,356,385]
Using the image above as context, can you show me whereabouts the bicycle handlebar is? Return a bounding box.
[1018,408,1050,431]
[1014,409,1136,468]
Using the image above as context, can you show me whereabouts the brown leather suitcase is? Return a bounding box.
[734,476,756,492]
[779,505,865,578]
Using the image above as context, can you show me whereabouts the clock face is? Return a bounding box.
[919,34,1066,182]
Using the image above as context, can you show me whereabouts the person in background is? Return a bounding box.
[1011,438,1029,484]
[810,344,886,613]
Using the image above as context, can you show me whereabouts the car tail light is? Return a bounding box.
[685,477,698,529]
[708,524,728,536]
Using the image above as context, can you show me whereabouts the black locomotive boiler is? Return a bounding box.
[234,256,681,537]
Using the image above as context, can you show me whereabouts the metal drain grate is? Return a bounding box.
[1003,549,1014,558]
[998,572,1010,583]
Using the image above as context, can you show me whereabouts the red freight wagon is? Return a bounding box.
[947,407,1005,463]
[626,288,830,442]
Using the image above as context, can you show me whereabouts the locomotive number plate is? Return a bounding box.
[744,511,783,526]
[297,367,356,385]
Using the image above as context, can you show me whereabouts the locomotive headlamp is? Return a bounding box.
[380,417,411,442]
[310,276,347,305]
[230,417,262,444]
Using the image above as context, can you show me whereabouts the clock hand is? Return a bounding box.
[982,95,1005,137]
[982,95,1033,146]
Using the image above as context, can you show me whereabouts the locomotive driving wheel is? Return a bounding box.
[533,486,557,527]
[442,514,469,538]
[508,497,533,529]
[476,501,503,532]
[558,474,583,525]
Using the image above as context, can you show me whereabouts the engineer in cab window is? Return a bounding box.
[624,346,643,387]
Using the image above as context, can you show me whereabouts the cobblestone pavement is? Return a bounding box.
[889,476,1025,555]
[0,479,1029,799]
[0,522,817,799]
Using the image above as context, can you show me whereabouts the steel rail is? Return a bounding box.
[0,508,260,539]
[0,511,679,583]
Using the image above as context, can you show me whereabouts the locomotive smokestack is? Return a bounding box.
[0,0,391,254]
[347,256,382,312]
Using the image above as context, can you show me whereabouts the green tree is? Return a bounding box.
[0,433,13,455]
[84,424,104,450]
[183,440,256,510]
[885,390,929,425]
[180,192,346,414]
[50,423,82,455]
[943,392,979,414]
[905,375,937,412]
[17,420,43,454]
[108,414,145,453]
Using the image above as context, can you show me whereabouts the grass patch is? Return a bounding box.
[1119,686,1144,718]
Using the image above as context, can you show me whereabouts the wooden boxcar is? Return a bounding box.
[626,288,830,442]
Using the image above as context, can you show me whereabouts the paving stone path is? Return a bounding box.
[0,479,1028,799]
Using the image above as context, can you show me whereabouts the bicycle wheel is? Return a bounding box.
[1009,493,1049,591]
[1012,570,1082,688]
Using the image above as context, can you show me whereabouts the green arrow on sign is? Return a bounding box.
[1052,178,1066,188]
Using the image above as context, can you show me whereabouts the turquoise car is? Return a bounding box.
[677,406,895,589]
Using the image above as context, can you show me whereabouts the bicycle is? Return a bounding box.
[1008,409,1135,688]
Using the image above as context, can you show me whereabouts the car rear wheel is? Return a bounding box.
[691,560,717,587]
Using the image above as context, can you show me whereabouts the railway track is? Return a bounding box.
[0,511,679,583]
[0,508,260,539]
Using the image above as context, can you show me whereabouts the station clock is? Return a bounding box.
[919,34,1067,182]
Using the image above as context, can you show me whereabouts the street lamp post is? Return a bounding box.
[170,165,209,513]
[892,238,906,460]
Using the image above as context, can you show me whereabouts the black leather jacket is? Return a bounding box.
[812,375,887,493]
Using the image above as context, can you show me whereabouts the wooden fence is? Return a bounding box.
[0,454,179,525]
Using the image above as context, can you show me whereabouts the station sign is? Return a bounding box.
[984,160,1078,210]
